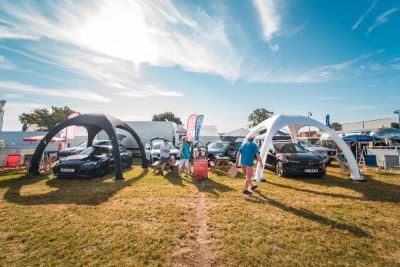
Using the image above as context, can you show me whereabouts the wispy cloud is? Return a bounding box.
[0,0,242,84]
[0,80,111,102]
[0,55,15,70]
[248,49,384,83]
[351,0,379,30]
[252,0,281,51]
[316,97,343,101]
[344,104,394,111]
[367,7,398,35]
[2,93,22,99]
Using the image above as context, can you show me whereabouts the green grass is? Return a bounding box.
[0,164,399,266]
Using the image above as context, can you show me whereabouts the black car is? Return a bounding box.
[58,140,112,158]
[207,138,243,161]
[265,142,326,178]
[53,145,133,178]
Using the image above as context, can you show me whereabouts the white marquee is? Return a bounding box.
[245,115,364,181]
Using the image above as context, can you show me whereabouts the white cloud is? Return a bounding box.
[367,7,398,35]
[0,80,111,102]
[0,0,242,83]
[252,0,281,51]
[248,49,384,83]
[316,97,343,101]
[0,55,15,70]
[351,0,379,30]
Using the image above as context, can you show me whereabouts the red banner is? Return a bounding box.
[193,159,208,180]
[186,114,198,142]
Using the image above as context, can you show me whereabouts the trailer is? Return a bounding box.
[97,121,182,156]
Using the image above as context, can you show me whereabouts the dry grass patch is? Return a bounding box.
[0,163,399,266]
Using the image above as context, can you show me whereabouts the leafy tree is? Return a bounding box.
[331,122,342,131]
[391,122,399,129]
[19,106,75,131]
[248,108,274,127]
[152,111,182,125]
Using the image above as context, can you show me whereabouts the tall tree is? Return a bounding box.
[248,108,274,127]
[152,111,182,125]
[19,106,75,131]
[331,122,342,131]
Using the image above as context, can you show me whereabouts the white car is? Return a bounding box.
[145,139,180,163]
[298,140,335,163]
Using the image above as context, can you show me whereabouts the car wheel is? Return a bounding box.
[275,161,286,177]
[316,171,326,178]
[124,158,133,168]
[96,167,106,177]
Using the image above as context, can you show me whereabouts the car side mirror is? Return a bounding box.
[145,144,151,150]
[268,149,275,154]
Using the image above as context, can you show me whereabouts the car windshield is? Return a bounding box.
[79,147,94,155]
[275,143,307,153]
[78,140,111,147]
[79,146,111,156]
[298,141,313,147]
[231,142,242,150]
[208,142,228,149]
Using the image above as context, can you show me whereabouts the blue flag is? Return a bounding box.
[326,114,331,127]
[194,115,204,143]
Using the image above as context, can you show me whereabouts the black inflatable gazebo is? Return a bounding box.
[29,113,148,180]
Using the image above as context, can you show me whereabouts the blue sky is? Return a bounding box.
[0,0,399,132]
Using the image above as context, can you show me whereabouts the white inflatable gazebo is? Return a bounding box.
[246,115,364,181]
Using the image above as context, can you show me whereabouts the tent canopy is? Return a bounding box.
[342,134,381,142]
[29,113,148,180]
[245,114,364,181]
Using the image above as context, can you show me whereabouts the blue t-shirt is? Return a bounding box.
[239,141,260,166]
[181,142,191,159]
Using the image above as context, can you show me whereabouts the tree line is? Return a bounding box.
[20,106,396,132]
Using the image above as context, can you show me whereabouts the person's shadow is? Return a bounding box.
[246,190,370,238]
[266,171,400,204]
[2,167,148,206]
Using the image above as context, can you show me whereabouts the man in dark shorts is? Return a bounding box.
[236,136,263,195]
[159,139,173,175]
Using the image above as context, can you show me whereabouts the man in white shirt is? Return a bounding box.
[159,139,173,174]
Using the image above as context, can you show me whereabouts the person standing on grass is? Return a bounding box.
[159,138,173,175]
[178,136,191,177]
[236,136,263,195]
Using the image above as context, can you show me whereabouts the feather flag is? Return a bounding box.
[186,114,198,142]
[194,115,204,143]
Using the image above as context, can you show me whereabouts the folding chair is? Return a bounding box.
[5,154,21,168]
[383,155,400,172]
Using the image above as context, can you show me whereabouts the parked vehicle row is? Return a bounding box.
[54,136,330,179]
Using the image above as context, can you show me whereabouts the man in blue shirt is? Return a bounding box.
[236,136,263,195]
[179,136,191,177]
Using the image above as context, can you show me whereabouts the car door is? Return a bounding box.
[265,145,277,169]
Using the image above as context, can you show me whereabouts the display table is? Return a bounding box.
[210,156,232,172]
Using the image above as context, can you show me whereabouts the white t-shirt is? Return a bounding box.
[160,143,173,158]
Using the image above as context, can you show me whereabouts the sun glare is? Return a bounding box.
[74,1,157,64]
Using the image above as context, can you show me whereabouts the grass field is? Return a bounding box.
[0,163,399,266]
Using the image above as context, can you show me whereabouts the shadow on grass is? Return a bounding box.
[162,171,185,186]
[267,172,400,203]
[194,177,235,196]
[3,168,148,206]
[246,190,370,238]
